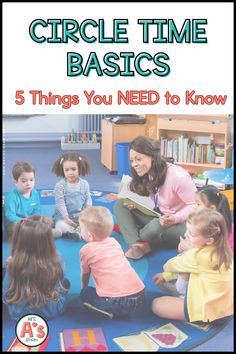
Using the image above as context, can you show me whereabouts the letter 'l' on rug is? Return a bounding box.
[2,190,232,351]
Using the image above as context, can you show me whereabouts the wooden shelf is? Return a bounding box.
[157,118,227,134]
[175,162,226,169]
[156,114,233,174]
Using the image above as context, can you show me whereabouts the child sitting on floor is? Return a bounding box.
[79,206,145,319]
[152,209,233,323]
[178,184,234,254]
[3,215,70,320]
[52,152,92,239]
[4,161,41,240]
[158,184,234,297]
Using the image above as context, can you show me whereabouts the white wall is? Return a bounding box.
[3,115,80,133]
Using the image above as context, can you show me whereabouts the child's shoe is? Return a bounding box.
[52,228,63,239]
[63,226,82,241]
[82,302,114,319]
[71,226,82,240]
[125,241,151,260]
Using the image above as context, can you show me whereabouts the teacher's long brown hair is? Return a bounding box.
[129,136,168,196]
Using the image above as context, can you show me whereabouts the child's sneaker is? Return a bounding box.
[52,228,63,239]
[82,302,114,319]
[63,226,82,241]
[71,226,82,240]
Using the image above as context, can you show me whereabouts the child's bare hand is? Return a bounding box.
[178,236,192,253]
[152,273,164,286]
[179,272,190,281]
[64,216,78,228]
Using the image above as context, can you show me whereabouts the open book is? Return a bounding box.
[117,175,161,218]
[7,336,50,352]
[113,322,188,351]
[59,328,108,352]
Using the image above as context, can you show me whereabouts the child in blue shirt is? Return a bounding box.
[4,161,41,240]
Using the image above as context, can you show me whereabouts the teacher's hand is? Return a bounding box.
[160,214,175,227]
[123,202,136,210]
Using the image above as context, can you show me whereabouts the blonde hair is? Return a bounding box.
[79,206,114,240]
[187,209,232,271]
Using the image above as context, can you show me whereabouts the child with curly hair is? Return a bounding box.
[52,152,92,239]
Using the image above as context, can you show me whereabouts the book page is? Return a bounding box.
[61,328,108,352]
[143,323,188,348]
[117,175,159,217]
[113,332,160,352]
[7,336,50,352]
[59,332,65,352]
[120,197,160,217]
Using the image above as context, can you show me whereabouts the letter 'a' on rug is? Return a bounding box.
[2,190,232,352]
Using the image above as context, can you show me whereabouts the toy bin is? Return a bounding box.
[116,142,131,178]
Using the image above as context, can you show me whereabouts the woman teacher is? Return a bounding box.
[114,136,197,259]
